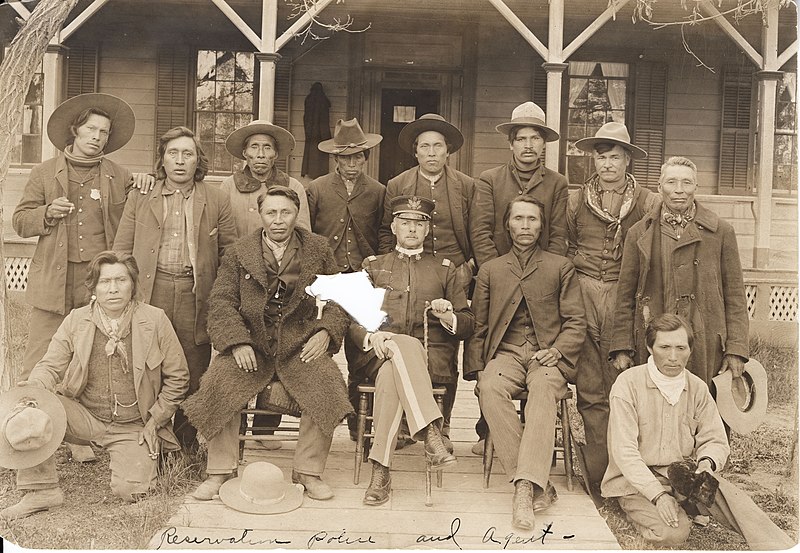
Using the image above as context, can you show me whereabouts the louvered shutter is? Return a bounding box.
[66,44,98,97]
[273,58,292,172]
[718,64,754,192]
[155,47,189,161]
[632,62,667,188]
[532,62,548,162]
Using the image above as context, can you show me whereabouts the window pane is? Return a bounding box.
[773,134,797,191]
[215,142,233,173]
[236,112,253,129]
[216,81,234,111]
[197,50,216,82]
[22,105,42,134]
[22,135,41,164]
[196,80,215,111]
[217,51,235,81]
[215,112,234,142]
[196,112,215,141]
[25,73,43,105]
[236,52,254,82]
[234,81,253,113]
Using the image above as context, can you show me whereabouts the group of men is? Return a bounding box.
[4,91,757,545]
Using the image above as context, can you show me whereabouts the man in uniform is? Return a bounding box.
[350,195,473,505]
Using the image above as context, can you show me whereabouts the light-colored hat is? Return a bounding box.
[574,122,648,160]
[225,120,296,160]
[495,102,559,142]
[318,118,382,155]
[219,462,304,514]
[712,359,768,435]
[47,93,136,154]
[0,387,66,470]
[398,113,464,155]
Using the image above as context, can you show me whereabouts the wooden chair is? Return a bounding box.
[238,393,300,462]
[482,388,575,490]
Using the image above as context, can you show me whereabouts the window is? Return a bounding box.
[10,64,43,165]
[195,50,255,174]
[774,72,797,192]
[718,63,754,192]
[565,62,629,184]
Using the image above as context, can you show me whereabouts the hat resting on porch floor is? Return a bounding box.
[495,102,559,142]
[219,461,304,514]
[0,386,66,470]
[712,358,768,435]
[47,93,136,154]
[575,121,647,160]
[398,113,464,154]
[225,120,296,159]
[318,118,382,155]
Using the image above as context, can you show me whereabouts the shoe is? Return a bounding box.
[292,471,334,500]
[0,488,64,521]
[363,462,392,506]
[349,429,358,442]
[512,480,535,530]
[68,443,96,463]
[471,439,485,456]
[442,435,454,455]
[251,440,282,451]
[424,424,457,471]
[192,474,233,500]
[394,436,416,450]
[533,481,558,512]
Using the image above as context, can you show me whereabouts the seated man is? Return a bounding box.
[465,195,586,530]
[0,251,190,520]
[184,186,352,502]
[349,195,474,506]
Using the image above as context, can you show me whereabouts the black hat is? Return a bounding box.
[391,195,435,220]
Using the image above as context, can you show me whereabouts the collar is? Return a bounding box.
[262,231,291,251]
[418,168,444,184]
[395,245,424,258]
[599,176,630,194]
[162,181,194,199]
[334,167,362,184]
[512,157,541,175]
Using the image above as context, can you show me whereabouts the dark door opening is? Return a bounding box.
[379,88,440,184]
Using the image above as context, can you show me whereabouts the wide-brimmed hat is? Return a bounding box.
[712,359,768,435]
[398,113,463,155]
[47,93,135,154]
[495,102,559,143]
[318,118,382,155]
[219,462,304,514]
[225,120,296,160]
[575,122,648,160]
[0,387,66,470]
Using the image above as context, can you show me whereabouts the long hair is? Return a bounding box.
[155,126,209,182]
[502,194,546,235]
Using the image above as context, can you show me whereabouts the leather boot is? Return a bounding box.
[512,479,535,530]
[424,423,457,471]
[533,481,558,512]
[0,487,64,521]
[192,473,233,501]
[363,461,392,506]
[292,470,334,500]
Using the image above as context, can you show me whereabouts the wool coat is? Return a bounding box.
[609,202,749,386]
[464,247,586,383]
[112,179,238,345]
[181,228,352,439]
[13,154,131,314]
[27,302,190,451]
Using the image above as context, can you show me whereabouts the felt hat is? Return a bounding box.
[219,462,304,514]
[398,113,464,155]
[318,118,382,155]
[0,387,66,470]
[712,359,768,435]
[225,120,296,160]
[47,93,135,154]
[495,102,559,143]
[574,121,648,160]
[391,195,435,221]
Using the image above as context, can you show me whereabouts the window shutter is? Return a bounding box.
[273,58,292,172]
[155,47,189,159]
[66,44,98,97]
[532,62,547,110]
[718,64,754,192]
[632,62,667,188]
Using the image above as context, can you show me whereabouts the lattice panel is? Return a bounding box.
[4,257,30,292]
[769,286,798,322]
[745,285,757,320]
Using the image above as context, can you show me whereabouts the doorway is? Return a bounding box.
[378,88,440,184]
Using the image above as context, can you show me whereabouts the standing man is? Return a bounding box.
[465,195,585,530]
[609,156,749,390]
[221,119,310,237]
[113,126,238,450]
[567,122,658,491]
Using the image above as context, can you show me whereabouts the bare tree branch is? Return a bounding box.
[285,0,371,44]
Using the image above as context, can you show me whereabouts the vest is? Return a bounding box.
[80,329,140,423]
[502,298,537,346]
[66,165,106,263]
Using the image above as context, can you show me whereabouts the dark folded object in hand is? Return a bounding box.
[667,459,719,507]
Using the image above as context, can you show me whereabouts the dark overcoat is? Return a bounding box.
[182,228,352,439]
[609,202,749,386]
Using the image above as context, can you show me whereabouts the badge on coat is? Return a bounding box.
[90,188,101,201]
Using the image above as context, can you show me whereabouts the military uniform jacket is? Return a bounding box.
[348,252,475,383]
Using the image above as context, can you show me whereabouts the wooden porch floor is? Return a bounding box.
[148,355,619,550]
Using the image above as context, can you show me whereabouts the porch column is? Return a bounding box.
[257,0,278,121]
[542,62,567,170]
[42,40,67,159]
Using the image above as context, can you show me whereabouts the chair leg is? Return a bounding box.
[354,392,369,485]
[483,430,494,488]
[560,398,574,491]
[425,461,433,507]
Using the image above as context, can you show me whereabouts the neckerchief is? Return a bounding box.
[263,231,290,266]
[512,243,537,270]
[646,355,686,406]
[90,300,135,373]
[233,165,290,194]
[396,245,423,260]
[662,202,697,229]
[63,145,104,167]
[583,172,636,260]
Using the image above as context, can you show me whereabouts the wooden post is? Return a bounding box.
[41,39,67,160]
[256,0,279,121]
[544,0,565,171]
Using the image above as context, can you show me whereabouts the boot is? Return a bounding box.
[512,479,535,530]
[68,443,96,463]
[471,439,485,456]
[292,471,334,500]
[532,481,558,512]
[0,487,64,521]
[424,423,456,471]
[363,461,392,506]
[192,473,233,501]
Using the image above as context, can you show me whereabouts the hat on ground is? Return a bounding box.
[667,459,719,507]
[495,102,559,142]
[0,386,66,470]
[398,113,464,155]
[225,120,296,160]
[318,118,382,155]
[219,462,304,514]
[47,93,136,154]
[391,195,435,221]
[712,358,768,435]
[574,122,648,160]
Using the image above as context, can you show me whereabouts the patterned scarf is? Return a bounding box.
[63,145,104,167]
[90,300,135,373]
[583,173,636,261]
[662,202,697,229]
[263,231,290,266]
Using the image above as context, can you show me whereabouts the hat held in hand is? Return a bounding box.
[0,386,66,470]
[712,358,768,435]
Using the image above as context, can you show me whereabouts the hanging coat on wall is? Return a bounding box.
[301,82,332,178]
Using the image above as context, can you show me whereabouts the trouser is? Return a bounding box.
[478,341,567,488]
[17,395,156,501]
[368,336,443,467]
[574,273,620,486]
[206,410,332,477]
[22,261,91,379]
[150,271,211,449]
[344,334,367,434]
